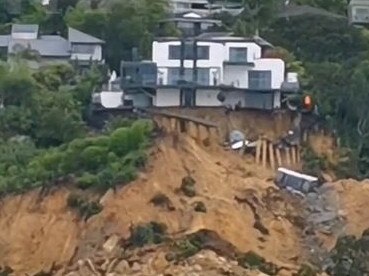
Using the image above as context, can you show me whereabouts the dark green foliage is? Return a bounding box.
[325,230,369,275]
[76,172,100,190]
[296,264,317,276]
[238,251,265,268]
[67,193,103,220]
[237,251,279,275]
[150,193,175,211]
[180,176,196,197]
[174,238,201,259]
[128,221,167,247]
[194,201,207,213]
[302,146,327,176]
[0,119,152,193]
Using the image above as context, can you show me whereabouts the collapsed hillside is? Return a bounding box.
[0,131,369,275]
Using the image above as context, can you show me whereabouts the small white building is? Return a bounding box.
[169,0,244,16]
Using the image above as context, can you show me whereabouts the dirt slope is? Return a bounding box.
[0,132,369,275]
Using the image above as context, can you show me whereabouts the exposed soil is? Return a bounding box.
[0,128,368,275]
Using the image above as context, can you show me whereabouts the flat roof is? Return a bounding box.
[277,167,318,182]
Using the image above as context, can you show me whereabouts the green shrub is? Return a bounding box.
[76,172,100,190]
[80,145,108,171]
[296,264,317,276]
[67,193,103,220]
[237,251,265,268]
[128,221,167,247]
[174,238,201,259]
[180,176,196,197]
[194,201,207,213]
[0,118,151,194]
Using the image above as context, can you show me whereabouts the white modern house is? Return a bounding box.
[150,36,286,109]
[119,12,299,111]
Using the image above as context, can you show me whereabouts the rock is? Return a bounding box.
[113,260,130,274]
[65,272,80,276]
[103,234,121,253]
[153,253,170,271]
[99,188,115,205]
[131,262,141,272]
[193,264,202,272]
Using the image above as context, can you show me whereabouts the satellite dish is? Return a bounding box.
[217,91,226,103]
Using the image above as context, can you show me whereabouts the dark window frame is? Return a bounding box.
[229,47,248,62]
[168,44,210,60]
[248,70,272,90]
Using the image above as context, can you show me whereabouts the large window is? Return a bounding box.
[167,68,210,85]
[229,47,248,62]
[168,45,209,60]
[249,71,272,90]
[72,44,96,54]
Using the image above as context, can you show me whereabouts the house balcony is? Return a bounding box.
[223,60,255,66]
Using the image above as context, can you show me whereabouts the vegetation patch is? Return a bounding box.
[0,119,152,194]
[128,221,167,248]
[237,251,279,275]
[194,201,207,213]
[179,176,196,197]
[150,193,175,211]
[67,193,103,220]
[325,229,369,275]
[295,264,317,276]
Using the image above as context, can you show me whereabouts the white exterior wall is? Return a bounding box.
[152,39,285,90]
[253,59,285,89]
[153,41,224,85]
[71,44,102,61]
[11,33,38,39]
[224,42,261,62]
[155,89,180,107]
[223,65,249,88]
[196,89,222,106]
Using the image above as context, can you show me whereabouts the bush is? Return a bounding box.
[180,176,196,197]
[76,172,100,190]
[128,221,167,247]
[150,193,175,211]
[194,201,207,213]
[66,193,103,220]
[237,251,265,268]
[0,118,152,194]
[296,264,317,276]
[174,238,201,259]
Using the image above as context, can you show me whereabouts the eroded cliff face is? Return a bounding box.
[0,134,367,275]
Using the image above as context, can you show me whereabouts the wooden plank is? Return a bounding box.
[262,140,268,168]
[145,109,218,128]
[285,147,291,166]
[269,142,275,170]
[291,146,297,165]
[275,147,282,167]
[296,146,301,164]
[255,140,262,164]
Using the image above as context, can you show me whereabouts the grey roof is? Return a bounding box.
[8,38,71,57]
[11,24,39,34]
[278,5,346,19]
[68,27,104,44]
[0,35,10,47]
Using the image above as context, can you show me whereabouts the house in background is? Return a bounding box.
[120,12,300,111]
[0,24,104,67]
[169,0,244,16]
